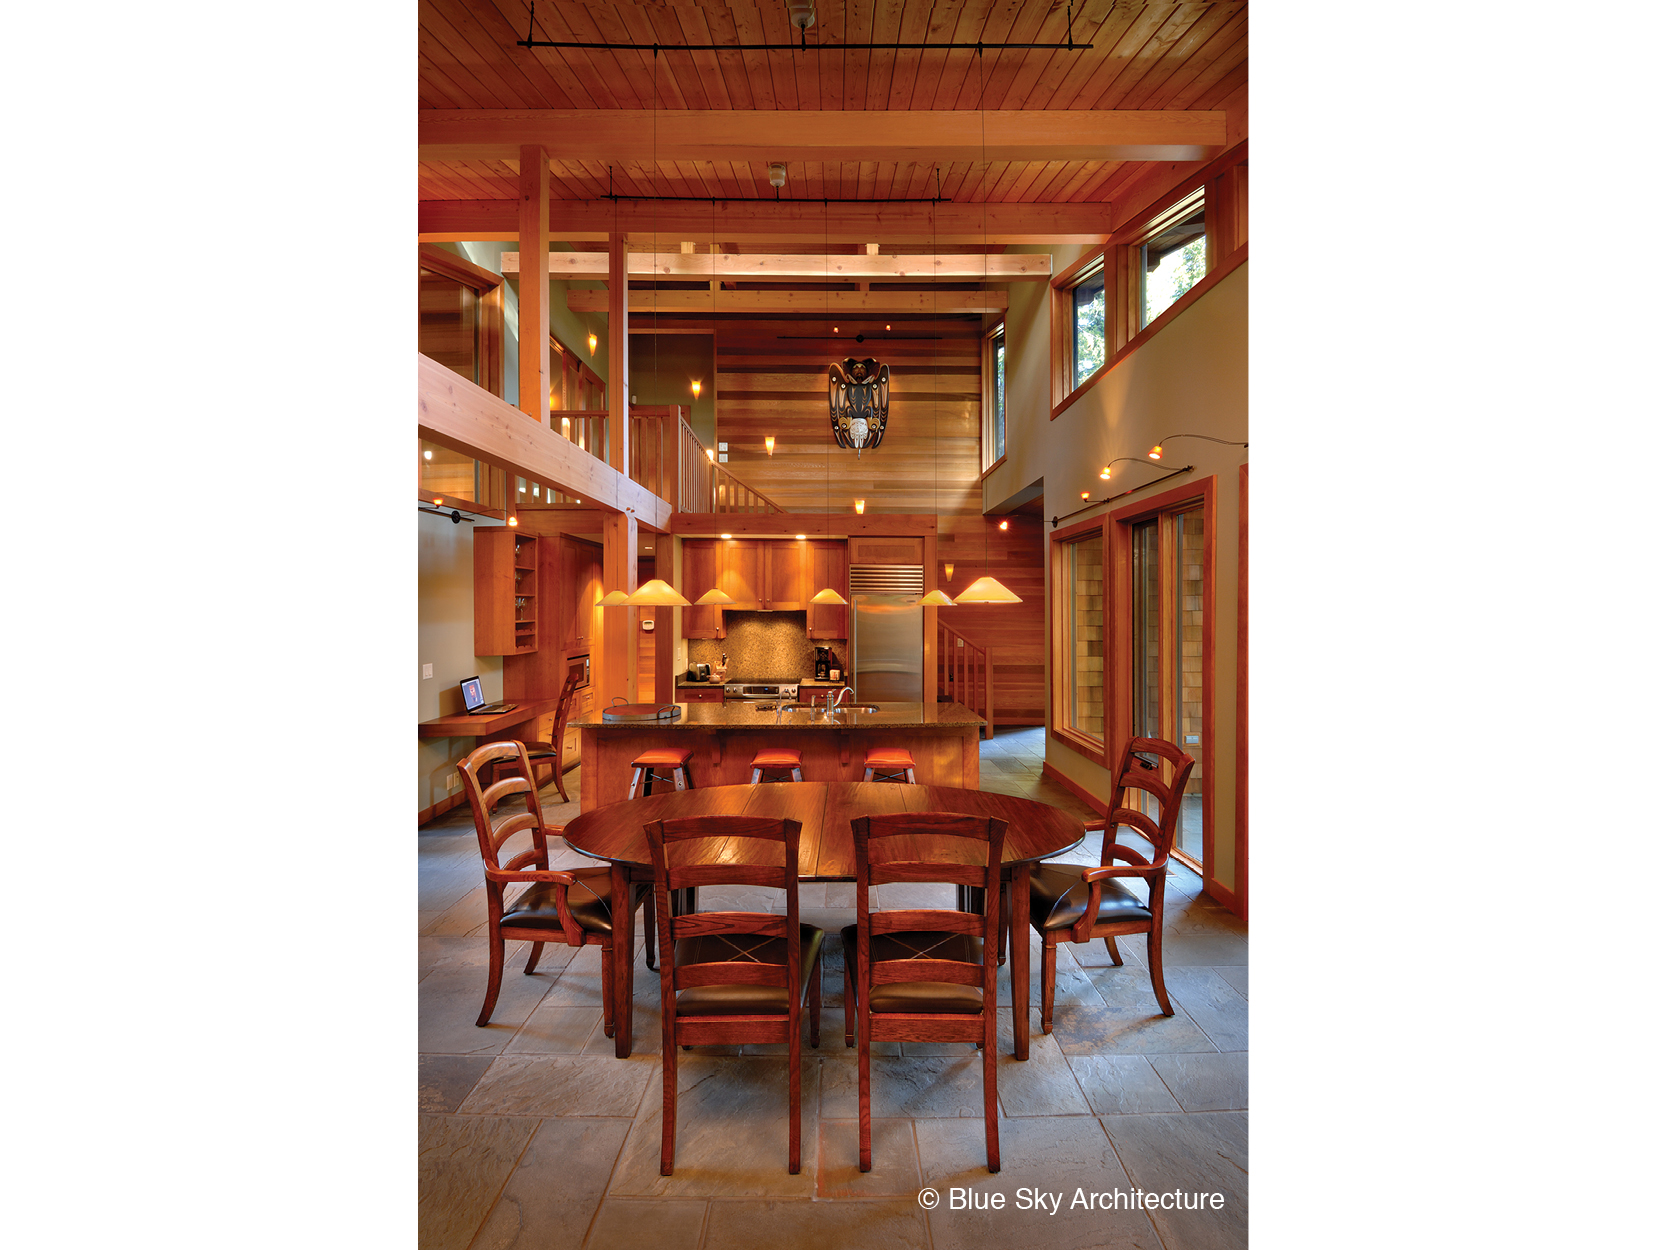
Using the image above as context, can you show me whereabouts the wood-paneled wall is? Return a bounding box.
[711,314,1045,725]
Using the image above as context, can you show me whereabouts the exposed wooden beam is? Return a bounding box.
[566,289,1008,315]
[418,199,1110,246]
[501,251,1051,281]
[517,145,550,423]
[419,110,1225,164]
[417,353,671,531]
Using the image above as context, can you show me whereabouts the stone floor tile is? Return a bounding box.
[459,1053,656,1118]
[816,1118,923,1197]
[1048,988,1218,1057]
[1067,934,1149,969]
[821,1051,991,1120]
[1154,928,1248,967]
[703,1197,930,1250]
[1066,1054,1184,1116]
[419,960,557,1056]
[1147,1052,1248,1112]
[1103,1111,1247,1250]
[608,1055,820,1198]
[582,1199,707,1250]
[992,1023,1094,1117]
[1212,964,1248,998]
[466,1118,631,1250]
[418,1113,538,1250]
[428,885,490,937]
[420,1055,496,1113]
[504,1005,603,1054]
[916,1115,1161,1250]
[1165,968,1248,1051]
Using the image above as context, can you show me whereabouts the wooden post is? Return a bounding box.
[599,511,639,705]
[654,530,676,703]
[518,145,550,422]
[607,231,630,473]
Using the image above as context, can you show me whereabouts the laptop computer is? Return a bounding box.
[459,676,516,716]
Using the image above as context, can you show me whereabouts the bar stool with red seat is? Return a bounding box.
[750,748,804,783]
[628,747,696,799]
[862,748,917,783]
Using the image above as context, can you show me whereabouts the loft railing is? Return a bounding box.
[530,404,784,514]
[938,619,996,740]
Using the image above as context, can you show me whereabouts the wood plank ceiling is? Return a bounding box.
[419,0,1248,215]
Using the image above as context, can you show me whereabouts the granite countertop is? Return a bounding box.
[673,678,849,688]
[572,701,984,729]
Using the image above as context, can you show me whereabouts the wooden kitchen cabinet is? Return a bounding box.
[717,539,763,608]
[679,686,725,704]
[761,540,808,610]
[807,540,848,639]
[474,529,539,656]
[681,539,725,639]
[558,535,603,652]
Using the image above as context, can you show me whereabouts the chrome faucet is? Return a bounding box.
[831,686,856,710]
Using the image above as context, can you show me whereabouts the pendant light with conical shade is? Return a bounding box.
[956,65,1020,606]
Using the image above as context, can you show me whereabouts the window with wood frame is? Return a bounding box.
[982,323,1006,471]
[1050,143,1248,418]
[1050,517,1111,760]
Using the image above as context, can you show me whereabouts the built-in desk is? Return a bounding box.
[570,701,983,810]
[417,697,563,740]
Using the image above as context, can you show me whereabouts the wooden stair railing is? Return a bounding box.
[938,620,996,740]
[539,406,784,515]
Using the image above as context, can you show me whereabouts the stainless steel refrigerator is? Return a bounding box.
[850,565,925,703]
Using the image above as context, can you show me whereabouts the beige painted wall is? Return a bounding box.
[417,509,502,812]
[992,253,1248,897]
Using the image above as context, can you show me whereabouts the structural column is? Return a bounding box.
[517,145,550,421]
[598,512,639,706]
[606,231,630,473]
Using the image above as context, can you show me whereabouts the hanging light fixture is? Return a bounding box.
[1149,433,1248,460]
[598,589,631,607]
[811,194,847,607]
[695,587,735,606]
[625,578,691,606]
[954,77,1019,608]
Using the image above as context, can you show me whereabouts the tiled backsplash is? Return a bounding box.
[688,612,848,681]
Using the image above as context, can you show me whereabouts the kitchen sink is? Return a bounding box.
[834,704,882,715]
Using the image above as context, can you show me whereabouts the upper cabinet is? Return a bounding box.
[474,529,539,656]
[682,539,724,639]
[717,539,764,608]
[557,536,603,652]
[807,541,848,639]
[761,540,809,610]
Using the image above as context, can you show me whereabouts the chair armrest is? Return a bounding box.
[489,868,580,885]
[1083,863,1158,883]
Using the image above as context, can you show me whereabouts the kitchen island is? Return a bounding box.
[570,701,984,811]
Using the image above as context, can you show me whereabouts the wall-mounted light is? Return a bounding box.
[691,379,703,400]
[1148,433,1247,460]
[943,563,954,580]
[765,436,776,455]
[1080,491,1091,500]
[854,499,865,514]
[508,514,518,527]
[587,331,598,356]
[998,520,1009,531]
[706,447,715,462]
[423,449,433,461]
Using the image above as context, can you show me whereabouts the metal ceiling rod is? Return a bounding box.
[600,194,946,204]
[1050,467,1195,528]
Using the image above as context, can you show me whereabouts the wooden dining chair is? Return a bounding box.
[458,740,655,1033]
[645,815,825,1176]
[1027,737,1196,1029]
[486,668,583,802]
[842,812,1008,1173]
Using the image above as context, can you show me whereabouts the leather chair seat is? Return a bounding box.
[750,748,803,767]
[503,866,644,934]
[672,925,826,1015]
[863,749,917,769]
[1028,863,1152,932]
[840,926,984,1013]
[633,747,693,766]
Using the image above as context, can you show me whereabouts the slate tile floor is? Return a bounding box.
[419,727,1248,1249]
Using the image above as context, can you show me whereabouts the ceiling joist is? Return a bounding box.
[564,290,1008,315]
[418,110,1227,165]
[420,199,1111,246]
[501,251,1051,281]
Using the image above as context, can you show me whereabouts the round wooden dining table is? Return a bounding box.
[561,780,1087,1061]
